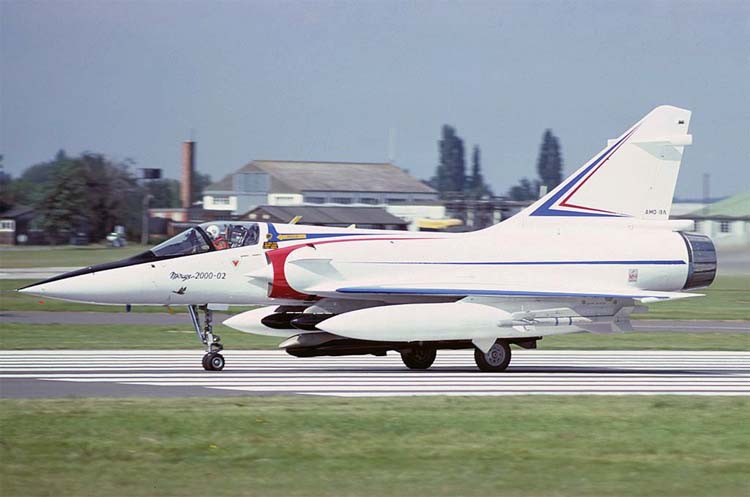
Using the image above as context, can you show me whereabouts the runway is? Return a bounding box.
[1,350,748,398]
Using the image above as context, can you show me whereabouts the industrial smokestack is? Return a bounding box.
[181,141,195,209]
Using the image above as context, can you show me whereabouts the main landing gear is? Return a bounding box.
[188,304,225,371]
[400,344,437,370]
[398,340,513,372]
[474,341,511,372]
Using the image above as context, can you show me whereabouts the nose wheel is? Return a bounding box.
[189,305,225,371]
[202,351,225,371]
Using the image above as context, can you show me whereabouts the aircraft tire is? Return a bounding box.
[400,346,437,370]
[203,352,225,371]
[202,353,212,371]
[474,341,511,372]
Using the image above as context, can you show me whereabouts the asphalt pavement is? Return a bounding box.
[1,350,748,398]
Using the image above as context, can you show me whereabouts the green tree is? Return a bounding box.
[0,155,12,212]
[508,178,540,201]
[8,150,71,207]
[37,153,140,242]
[537,129,563,191]
[466,145,492,199]
[432,125,465,197]
[145,179,181,208]
[37,161,90,241]
[508,129,563,201]
[192,171,212,202]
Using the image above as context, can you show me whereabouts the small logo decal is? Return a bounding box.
[628,269,639,283]
[172,286,187,295]
[232,260,239,267]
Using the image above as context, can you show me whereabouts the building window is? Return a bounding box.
[212,196,231,206]
[720,221,731,233]
[305,197,326,204]
[386,198,406,204]
[0,220,15,231]
[331,197,352,205]
[360,198,379,205]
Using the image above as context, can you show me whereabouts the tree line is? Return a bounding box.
[0,126,564,242]
[0,151,210,242]
[429,126,563,201]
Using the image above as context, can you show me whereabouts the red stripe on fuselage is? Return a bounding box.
[266,236,436,300]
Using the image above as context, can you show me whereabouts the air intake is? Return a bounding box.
[680,232,717,290]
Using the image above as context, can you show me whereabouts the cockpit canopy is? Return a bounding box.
[150,222,260,258]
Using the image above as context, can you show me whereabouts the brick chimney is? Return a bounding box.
[181,141,195,209]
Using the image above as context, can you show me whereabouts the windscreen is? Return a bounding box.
[151,228,213,257]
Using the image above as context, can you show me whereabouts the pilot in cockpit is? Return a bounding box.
[205,224,229,250]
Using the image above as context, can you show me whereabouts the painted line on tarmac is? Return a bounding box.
[1,350,747,397]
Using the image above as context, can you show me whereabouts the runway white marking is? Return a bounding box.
[1,350,748,397]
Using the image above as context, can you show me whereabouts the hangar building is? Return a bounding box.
[201,160,445,229]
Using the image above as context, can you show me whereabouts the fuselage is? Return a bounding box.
[19,218,716,307]
[18,221,445,305]
[283,217,705,301]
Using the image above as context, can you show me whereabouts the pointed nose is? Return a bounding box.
[18,272,103,303]
[18,268,147,304]
[17,284,45,295]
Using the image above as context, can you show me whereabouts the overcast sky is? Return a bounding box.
[2,0,748,198]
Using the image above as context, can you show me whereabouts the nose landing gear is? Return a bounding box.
[188,304,225,371]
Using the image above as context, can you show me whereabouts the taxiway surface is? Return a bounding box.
[1,350,748,398]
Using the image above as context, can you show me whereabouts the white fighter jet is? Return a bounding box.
[20,105,716,373]
[19,222,434,370]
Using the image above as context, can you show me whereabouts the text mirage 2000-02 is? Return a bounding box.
[20,105,716,373]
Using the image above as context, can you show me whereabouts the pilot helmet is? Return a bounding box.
[205,224,221,239]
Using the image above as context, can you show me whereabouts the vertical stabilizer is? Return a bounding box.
[516,105,692,221]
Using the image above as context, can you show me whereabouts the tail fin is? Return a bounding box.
[516,105,692,221]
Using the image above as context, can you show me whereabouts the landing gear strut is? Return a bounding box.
[189,305,225,371]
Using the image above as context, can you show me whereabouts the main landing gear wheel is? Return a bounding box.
[474,341,511,372]
[400,345,437,370]
[189,304,226,371]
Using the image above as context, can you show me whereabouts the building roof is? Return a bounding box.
[207,160,436,194]
[244,205,409,226]
[702,192,750,217]
[0,205,34,219]
[671,192,750,221]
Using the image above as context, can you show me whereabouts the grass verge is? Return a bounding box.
[0,323,280,350]
[640,275,749,320]
[0,323,748,351]
[0,245,147,268]
[540,331,750,350]
[1,396,748,497]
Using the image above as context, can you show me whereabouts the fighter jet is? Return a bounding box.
[222,105,716,371]
[20,105,716,373]
[19,222,439,370]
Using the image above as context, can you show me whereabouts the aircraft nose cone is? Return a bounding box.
[17,268,143,304]
[17,284,45,295]
[18,274,93,301]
